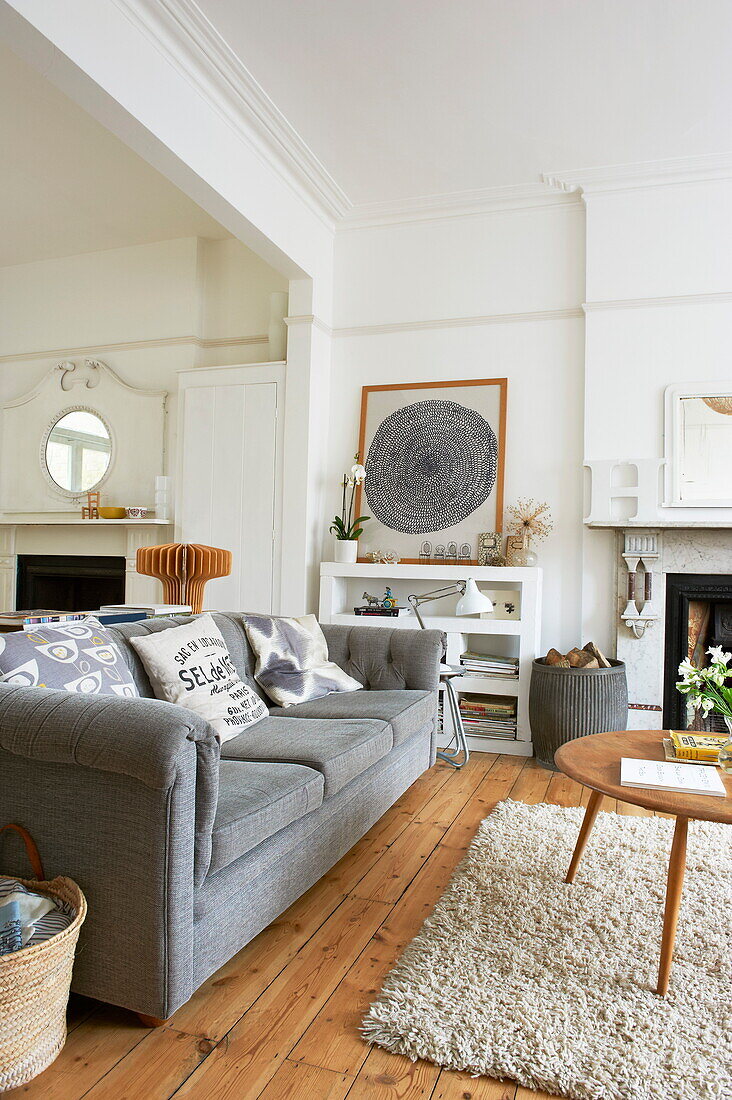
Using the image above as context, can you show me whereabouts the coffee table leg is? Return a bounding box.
[565,789,604,884]
[656,815,688,996]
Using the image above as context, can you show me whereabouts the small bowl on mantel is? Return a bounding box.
[125,507,148,520]
[98,507,126,519]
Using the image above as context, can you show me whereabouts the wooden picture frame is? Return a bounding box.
[355,378,507,565]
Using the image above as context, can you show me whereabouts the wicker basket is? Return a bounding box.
[0,824,87,1093]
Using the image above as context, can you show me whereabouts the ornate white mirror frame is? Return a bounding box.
[40,404,115,501]
[664,381,732,507]
[0,359,167,515]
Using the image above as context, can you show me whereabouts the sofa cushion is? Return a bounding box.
[0,618,139,698]
[242,613,362,707]
[129,615,268,742]
[220,715,392,798]
[107,613,264,701]
[211,761,324,875]
[269,689,436,747]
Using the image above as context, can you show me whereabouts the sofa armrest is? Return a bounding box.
[320,624,444,691]
[0,684,217,787]
[0,685,219,886]
[0,685,221,1017]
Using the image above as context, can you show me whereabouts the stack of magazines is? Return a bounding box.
[458,693,517,738]
[459,651,519,679]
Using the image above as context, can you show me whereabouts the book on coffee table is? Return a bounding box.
[620,757,726,797]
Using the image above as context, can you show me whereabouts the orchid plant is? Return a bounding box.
[330,455,369,541]
[676,646,732,729]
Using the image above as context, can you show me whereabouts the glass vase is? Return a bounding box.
[719,717,732,774]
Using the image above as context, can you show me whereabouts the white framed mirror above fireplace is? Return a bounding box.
[0,358,167,516]
[664,381,732,508]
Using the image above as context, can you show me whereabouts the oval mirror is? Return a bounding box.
[45,410,112,493]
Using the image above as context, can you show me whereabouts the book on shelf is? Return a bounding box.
[459,692,516,714]
[353,606,410,617]
[459,693,517,738]
[459,651,519,677]
[99,604,193,617]
[620,757,726,797]
[669,731,728,762]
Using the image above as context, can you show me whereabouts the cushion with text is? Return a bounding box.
[130,614,267,742]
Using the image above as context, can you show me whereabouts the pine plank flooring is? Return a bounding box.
[10,752,663,1100]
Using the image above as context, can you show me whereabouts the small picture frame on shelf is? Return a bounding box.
[505,534,525,566]
[477,531,502,566]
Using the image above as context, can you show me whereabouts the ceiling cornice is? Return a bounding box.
[340,183,580,229]
[112,0,350,227]
[543,153,732,196]
[108,3,732,234]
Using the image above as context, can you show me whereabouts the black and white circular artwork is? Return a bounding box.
[364,399,498,534]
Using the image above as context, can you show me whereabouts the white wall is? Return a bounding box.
[329,205,586,652]
[1,0,335,316]
[582,178,732,649]
[0,235,287,498]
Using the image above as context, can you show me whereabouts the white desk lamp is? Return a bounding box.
[407,579,494,768]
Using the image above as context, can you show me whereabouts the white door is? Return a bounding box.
[179,379,280,613]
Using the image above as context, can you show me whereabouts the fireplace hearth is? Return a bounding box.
[663,573,732,732]
[16,555,125,613]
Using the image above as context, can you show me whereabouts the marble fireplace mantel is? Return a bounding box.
[610,525,732,728]
[0,517,173,609]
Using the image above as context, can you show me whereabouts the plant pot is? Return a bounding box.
[334,539,358,564]
[529,658,628,770]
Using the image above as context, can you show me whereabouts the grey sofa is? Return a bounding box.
[0,613,442,1022]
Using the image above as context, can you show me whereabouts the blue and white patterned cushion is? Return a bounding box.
[0,618,138,697]
[243,613,362,708]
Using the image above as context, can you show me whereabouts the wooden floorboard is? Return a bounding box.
[10,751,639,1099]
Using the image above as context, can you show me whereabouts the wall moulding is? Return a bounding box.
[331,307,584,340]
[339,184,582,230]
[583,290,732,313]
[113,0,349,225]
[0,332,268,365]
[542,152,732,196]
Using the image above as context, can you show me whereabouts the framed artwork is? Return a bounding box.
[355,378,507,564]
[477,531,502,566]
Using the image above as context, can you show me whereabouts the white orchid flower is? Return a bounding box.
[708,645,732,666]
[351,463,366,484]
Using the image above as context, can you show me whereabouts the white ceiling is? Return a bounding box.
[197,0,732,205]
[0,44,229,267]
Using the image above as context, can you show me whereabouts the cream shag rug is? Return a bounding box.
[362,801,732,1100]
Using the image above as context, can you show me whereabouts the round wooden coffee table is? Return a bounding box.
[555,729,732,996]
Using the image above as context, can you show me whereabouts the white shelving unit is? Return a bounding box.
[319,562,542,756]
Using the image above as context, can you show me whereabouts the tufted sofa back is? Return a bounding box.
[107,613,444,700]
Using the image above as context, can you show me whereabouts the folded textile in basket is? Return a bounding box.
[0,878,73,954]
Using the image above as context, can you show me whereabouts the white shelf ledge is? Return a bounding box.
[447,675,521,696]
[321,561,541,583]
[0,514,172,526]
[330,612,522,635]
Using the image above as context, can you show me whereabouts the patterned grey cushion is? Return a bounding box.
[242,614,362,707]
[0,618,138,697]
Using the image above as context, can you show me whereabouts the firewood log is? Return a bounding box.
[567,647,599,669]
[583,641,611,668]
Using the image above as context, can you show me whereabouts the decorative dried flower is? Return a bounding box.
[507,498,553,543]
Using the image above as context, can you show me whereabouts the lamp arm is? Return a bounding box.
[407,582,466,629]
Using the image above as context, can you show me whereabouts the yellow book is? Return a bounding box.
[670,731,727,761]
